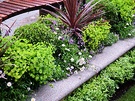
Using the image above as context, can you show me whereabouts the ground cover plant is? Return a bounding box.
[64,48,135,101]
[0,0,135,100]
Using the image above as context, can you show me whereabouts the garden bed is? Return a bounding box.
[0,0,135,101]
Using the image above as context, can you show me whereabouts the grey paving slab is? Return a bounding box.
[90,38,135,68]
[1,10,39,36]
[30,38,135,101]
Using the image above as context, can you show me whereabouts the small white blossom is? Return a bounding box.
[0,73,7,79]
[89,55,92,58]
[58,36,62,40]
[64,60,66,63]
[7,82,12,87]
[55,27,59,30]
[0,70,2,74]
[126,23,129,26]
[66,67,70,70]
[128,33,131,36]
[27,87,31,91]
[70,58,74,62]
[74,70,78,74]
[80,66,85,71]
[70,66,74,69]
[78,52,82,55]
[58,53,61,57]
[53,31,57,34]
[62,44,65,47]
[77,58,86,65]
[31,98,36,101]
[65,48,70,51]
[30,82,32,84]
[124,26,126,28]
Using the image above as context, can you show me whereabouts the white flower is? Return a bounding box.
[53,31,57,34]
[7,82,12,87]
[70,66,74,69]
[55,27,59,30]
[64,60,66,63]
[80,66,85,71]
[0,73,6,79]
[77,58,86,65]
[89,55,92,58]
[66,67,70,70]
[31,98,36,101]
[0,70,2,74]
[70,58,74,62]
[126,23,129,26]
[78,52,82,55]
[27,87,31,91]
[74,70,78,74]
[58,53,61,57]
[128,33,131,36]
[65,48,70,51]
[62,44,65,47]
[30,82,32,84]
[58,36,62,40]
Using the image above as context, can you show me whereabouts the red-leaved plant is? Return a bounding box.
[42,0,104,38]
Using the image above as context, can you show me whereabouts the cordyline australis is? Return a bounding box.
[42,0,104,38]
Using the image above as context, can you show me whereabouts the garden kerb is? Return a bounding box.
[30,37,135,101]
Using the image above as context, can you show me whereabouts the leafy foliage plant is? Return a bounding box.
[102,0,135,39]
[82,19,111,51]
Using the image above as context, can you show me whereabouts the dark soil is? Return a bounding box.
[109,78,135,101]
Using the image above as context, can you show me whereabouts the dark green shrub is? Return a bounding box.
[14,22,56,44]
[101,57,135,84]
[102,0,135,39]
[82,20,111,51]
[103,32,118,46]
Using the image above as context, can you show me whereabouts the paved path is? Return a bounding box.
[1,10,39,36]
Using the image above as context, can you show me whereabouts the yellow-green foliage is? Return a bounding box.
[82,20,111,51]
[102,0,135,39]
[2,39,58,84]
[15,22,56,44]
[109,0,135,23]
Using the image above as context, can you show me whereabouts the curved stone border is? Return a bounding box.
[30,37,135,101]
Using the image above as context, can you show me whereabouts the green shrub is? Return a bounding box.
[53,38,91,75]
[65,76,117,101]
[103,32,118,46]
[101,57,135,84]
[82,20,111,51]
[14,22,56,44]
[38,14,61,26]
[102,0,135,39]
[2,39,63,84]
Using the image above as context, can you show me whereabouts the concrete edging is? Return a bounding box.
[30,37,135,101]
